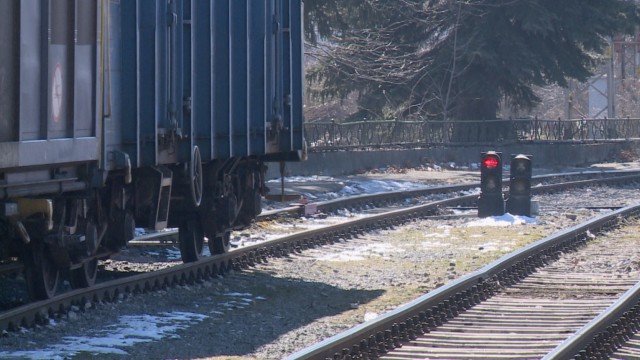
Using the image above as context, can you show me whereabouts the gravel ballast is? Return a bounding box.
[1,168,640,359]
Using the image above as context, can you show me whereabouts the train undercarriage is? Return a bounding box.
[0,157,265,300]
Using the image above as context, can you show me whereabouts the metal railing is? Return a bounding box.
[305,118,640,149]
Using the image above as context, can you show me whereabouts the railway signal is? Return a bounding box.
[506,154,533,216]
[478,151,504,217]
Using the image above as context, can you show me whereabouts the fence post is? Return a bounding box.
[331,119,337,146]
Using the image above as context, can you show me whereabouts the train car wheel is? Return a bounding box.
[189,146,203,207]
[209,231,231,255]
[179,218,204,262]
[25,243,60,300]
[69,258,98,288]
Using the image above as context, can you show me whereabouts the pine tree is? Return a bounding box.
[305,0,640,123]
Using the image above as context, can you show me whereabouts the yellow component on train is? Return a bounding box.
[14,198,53,231]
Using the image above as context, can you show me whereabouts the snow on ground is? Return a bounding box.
[0,293,263,360]
[5,174,536,359]
[135,175,431,240]
[0,312,207,359]
[230,210,371,249]
[333,179,426,198]
[315,242,405,262]
[266,175,430,202]
[306,213,537,263]
[465,213,538,227]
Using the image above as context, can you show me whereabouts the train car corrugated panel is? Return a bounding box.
[0,0,99,171]
[276,0,305,156]
[190,1,213,161]
[118,0,139,167]
[138,1,164,166]
[211,1,232,159]
[119,0,187,167]
[74,0,97,138]
[120,0,304,167]
[257,0,305,162]
[229,0,250,157]
[48,0,73,139]
[203,0,304,160]
[180,2,197,162]
[16,1,42,143]
[248,1,269,157]
[103,0,125,168]
[0,0,19,143]
[288,0,305,155]
[49,0,96,139]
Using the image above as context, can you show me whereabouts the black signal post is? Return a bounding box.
[506,154,532,216]
[478,151,504,217]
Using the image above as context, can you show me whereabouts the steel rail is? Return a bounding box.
[2,172,640,332]
[299,169,640,215]
[286,204,640,360]
[0,193,478,331]
[131,169,640,244]
[544,281,640,359]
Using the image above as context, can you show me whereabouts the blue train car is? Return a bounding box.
[0,0,305,300]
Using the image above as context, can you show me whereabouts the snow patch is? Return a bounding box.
[465,213,537,227]
[317,243,404,262]
[0,312,208,359]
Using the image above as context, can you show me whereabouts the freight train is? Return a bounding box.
[0,0,305,300]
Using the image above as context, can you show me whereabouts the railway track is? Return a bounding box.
[287,205,640,360]
[381,226,639,359]
[545,279,640,359]
[130,169,640,245]
[1,171,640,334]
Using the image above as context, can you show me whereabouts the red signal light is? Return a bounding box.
[482,156,499,169]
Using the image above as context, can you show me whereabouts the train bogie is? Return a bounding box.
[0,0,305,300]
